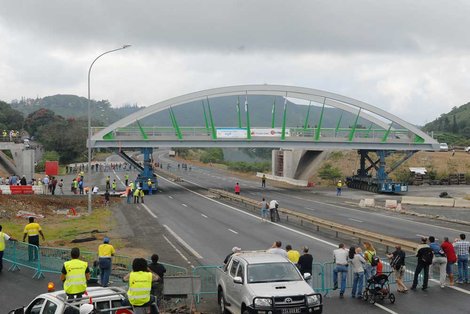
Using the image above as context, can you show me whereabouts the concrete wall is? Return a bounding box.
[272,149,327,180]
[0,143,35,180]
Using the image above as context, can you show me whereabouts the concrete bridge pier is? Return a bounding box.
[272,149,327,181]
[0,143,35,180]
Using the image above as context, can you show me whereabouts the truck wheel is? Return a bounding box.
[218,290,228,314]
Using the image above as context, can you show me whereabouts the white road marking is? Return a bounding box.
[305,207,316,210]
[163,224,203,259]
[228,229,238,234]
[429,279,470,295]
[141,204,158,219]
[182,203,188,207]
[163,235,191,265]
[348,218,364,223]
[168,196,173,199]
[374,304,399,314]
[416,234,428,238]
[201,214,208,218]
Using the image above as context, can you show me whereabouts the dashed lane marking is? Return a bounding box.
[228,229,238,234]
[201,214,208,218]
[163,225,203,259]
[348,218,364,223]
[182,204,188,207]
[168,196,173,199]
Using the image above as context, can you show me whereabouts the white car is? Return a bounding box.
[439,143,449,152]
[465,146,470,153]
[217,251,322,314]
[9,287,135,314]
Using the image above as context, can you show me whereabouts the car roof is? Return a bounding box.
[39,287,126,301]
[234,251,289,264]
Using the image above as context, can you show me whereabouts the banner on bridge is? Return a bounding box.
[251,128,290,137]
[216,128,247,138]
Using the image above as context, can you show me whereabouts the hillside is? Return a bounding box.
[422,101,470,145]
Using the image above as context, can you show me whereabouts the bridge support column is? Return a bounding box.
[272,149,303,178]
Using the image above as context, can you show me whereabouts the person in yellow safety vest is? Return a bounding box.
[60,247,90,298]
[23,217,45,261]
[123,258,159,313]
[2,130,7,140]
[0,225,17,273]
[112,179,117,193]
[98,237,115,287]
[139,188,145,204]
[147,178,153,195]
[125,174,129,186]
[336,180,343,196]
[134,187,141,204]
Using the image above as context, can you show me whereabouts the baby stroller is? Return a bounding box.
[363,272,395,304]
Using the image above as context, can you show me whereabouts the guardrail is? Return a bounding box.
[209,188,419,253]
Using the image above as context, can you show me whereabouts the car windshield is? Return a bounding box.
[247,262,302,283]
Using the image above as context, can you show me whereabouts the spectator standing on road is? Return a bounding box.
[350,247,366,298]
[0,225,17,273]
[42,175,49,194]
[453,233,470,284]
[269,199,280,222]
[267,241,288,258]
[297,246,313,276]
[286,244,300,264]
[429,236,447,288]
[58,179,64,195]
[336,180,342,196]
[441,237,457,286]
[411,237,433,290]
[260,198,269,222]
[98,237,115,287]
[104,190,110,206]
[333,243,349,298]
[106,176,111,191]
[134,187,140,204]
[363,242,377,281]
[125,173,129,186]
[61,247,90,299]
[23,217,45,261]
[387,245,407,293]
[78,179,84,195]
[224,246,242,266]
[261,174,266,188]
[234,182,240,195]
[20,175,27,185]
[112,179,117,193]
[148,254,167,305]
[123,258,159,314]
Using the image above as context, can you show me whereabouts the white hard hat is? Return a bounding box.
[80,303,94,314]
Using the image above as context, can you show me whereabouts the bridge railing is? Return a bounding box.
[92,126,415,143]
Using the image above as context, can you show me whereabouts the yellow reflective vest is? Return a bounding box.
[0,232,5,251]
[63,259,88,295]
[127,271,152,306]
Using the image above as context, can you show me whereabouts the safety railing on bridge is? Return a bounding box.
[92,126,415,143]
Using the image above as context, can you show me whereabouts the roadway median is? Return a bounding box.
[209,188,419,253]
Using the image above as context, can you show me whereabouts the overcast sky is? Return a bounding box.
[1,0,470,125]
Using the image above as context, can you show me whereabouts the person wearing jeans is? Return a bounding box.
[333,243,349,297]
[429,236,447,288]
[453,233,470,284]
[351,247,366,298]
[98,237,115,287]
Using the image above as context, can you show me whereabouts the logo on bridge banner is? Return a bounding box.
[251,128,290,137]
[216,128,290,138]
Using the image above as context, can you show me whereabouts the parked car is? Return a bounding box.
[217,251,322,314]
[439,143,449,152]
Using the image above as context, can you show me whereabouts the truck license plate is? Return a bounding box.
[281,308,301,314]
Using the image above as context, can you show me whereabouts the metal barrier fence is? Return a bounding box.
[192,265,222,302]
[3,244,188,285]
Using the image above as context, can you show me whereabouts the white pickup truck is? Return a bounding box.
[8,287,141,314]
[217,251,322,314]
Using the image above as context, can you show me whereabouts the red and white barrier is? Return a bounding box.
[0,185,37,195]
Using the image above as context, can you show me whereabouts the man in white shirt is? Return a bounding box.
[267,241,288,258]
[92,186,99,194]
[333,243,349,297]
[269,200,280,222]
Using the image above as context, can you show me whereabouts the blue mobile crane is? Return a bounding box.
[118,148,157,194]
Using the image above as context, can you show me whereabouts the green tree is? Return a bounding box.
[200,148,224,163]
[318,163,342,183]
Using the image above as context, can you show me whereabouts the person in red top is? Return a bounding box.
[234,182,241,195]
[441,236,457,286]
[376,259,383,276]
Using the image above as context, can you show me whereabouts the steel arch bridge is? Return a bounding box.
[90,84,438,151]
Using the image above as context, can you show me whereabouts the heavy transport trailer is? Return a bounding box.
[345,150,416,194]
[118,147,158,194]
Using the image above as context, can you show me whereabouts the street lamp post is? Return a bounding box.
[88,45,131,214]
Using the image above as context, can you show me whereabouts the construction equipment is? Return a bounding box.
[118,148,158,194]
[345,150,414,194]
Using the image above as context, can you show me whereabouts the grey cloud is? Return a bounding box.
[1,0,470,54]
